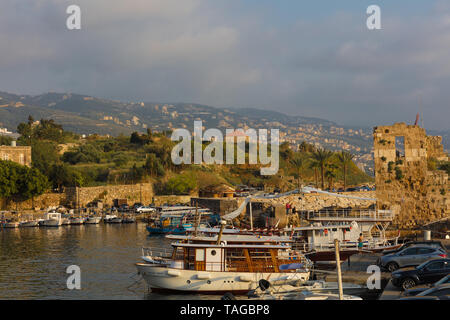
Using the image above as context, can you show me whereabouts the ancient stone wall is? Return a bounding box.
[373,123,449,228]
[66,183,154,207]
[2,183,154,210]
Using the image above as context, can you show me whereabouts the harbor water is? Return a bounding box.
[0,222,220,300]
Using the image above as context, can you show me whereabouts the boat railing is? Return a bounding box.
[304,209,393,221]
[292,237,392,252]
[141,247,183,260]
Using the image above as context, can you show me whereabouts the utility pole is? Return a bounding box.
[249,198,253,230]
[334,239,344,300]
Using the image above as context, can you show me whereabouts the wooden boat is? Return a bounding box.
[136,223,311,294]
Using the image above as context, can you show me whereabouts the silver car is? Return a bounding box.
[378,246,448,272]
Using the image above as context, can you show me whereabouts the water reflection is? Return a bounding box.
[0,223,176,300]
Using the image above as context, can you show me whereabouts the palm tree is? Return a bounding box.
[337,151,355,191]
[310,148,333,189]
[308,159,320,188]
[290,157,305,189]
[325,164,338,190]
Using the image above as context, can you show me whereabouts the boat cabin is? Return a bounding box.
[166,242,306,273]
[291,222,360,249]
[44,212,61,221]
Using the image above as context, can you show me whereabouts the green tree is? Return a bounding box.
[337,151,355,191]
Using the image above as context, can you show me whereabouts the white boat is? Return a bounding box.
[109,217,123,223]
[104,214,117,223]
[19,220,39,227]
[61,217,71,225]
[41,212,62,227]
[85,216,101,224]
[136,228,311,294]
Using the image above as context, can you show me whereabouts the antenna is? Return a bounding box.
[419,95,424,128]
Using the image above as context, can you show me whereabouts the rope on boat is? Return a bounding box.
[126,272,144,295]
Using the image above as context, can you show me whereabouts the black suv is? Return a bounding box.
[391,258,450,290]
[382,241,445,256]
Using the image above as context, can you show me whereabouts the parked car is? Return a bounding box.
[403,274,450,296]
[135,206,156,213]
[378,246,448,272]
[391,258,450,290]
[382,241,446,256]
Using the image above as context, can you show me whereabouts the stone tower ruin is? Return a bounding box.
[373,123,449,228]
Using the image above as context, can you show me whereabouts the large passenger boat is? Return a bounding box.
[136,223,311,294]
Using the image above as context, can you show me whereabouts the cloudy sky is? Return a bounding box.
[1,0,449,130]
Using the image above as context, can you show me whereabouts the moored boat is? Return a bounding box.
[122,216,136,223]
[85,216,101,224]
[70,216,85,225]
[19,220,39,227]
[136,222,312,294]
[41,211,63,227]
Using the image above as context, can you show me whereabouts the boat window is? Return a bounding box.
[211,250,217,256]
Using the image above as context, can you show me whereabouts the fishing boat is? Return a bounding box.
[146,208,220,235]
[19,220,39,227]
[41,212,63,227]
[104,214,118,223]
[85,216,101,224]
[136,221,311,294]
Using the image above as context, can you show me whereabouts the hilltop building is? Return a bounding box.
[0,141,32,167]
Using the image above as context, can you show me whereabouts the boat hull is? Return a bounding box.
[20,221,39,227]
[136,263,309,294]
[41,220,62,227]
[85,217,101,224]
